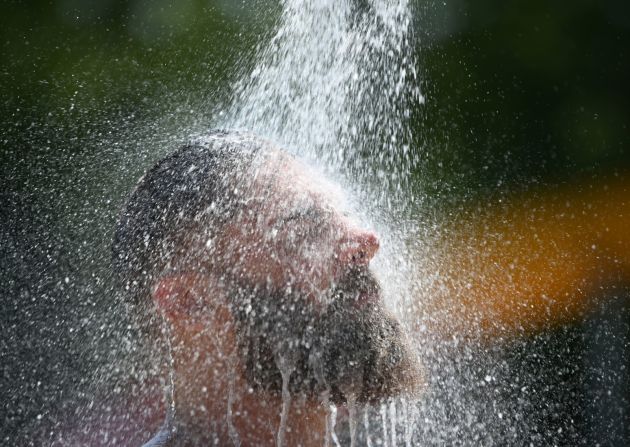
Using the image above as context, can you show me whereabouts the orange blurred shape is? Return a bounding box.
[423,176,630,341]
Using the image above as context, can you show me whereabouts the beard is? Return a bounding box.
[227,267,423,404]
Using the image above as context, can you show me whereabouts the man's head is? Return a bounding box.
[113,131,422,406]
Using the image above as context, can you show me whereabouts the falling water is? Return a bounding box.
[228,0,421,193]
[275,353,295,447]
[227,0,432,443]
[402,398,413,447]
[323,399,333,447]
[363,408,373,447]
[226,0,425,327]
[327,404,342,447]
[389,399,398,446]
[7,1,623,446]
[225,0,425,444]
[227,358,241,447]
[346,393,358,447]
[380,402,389,445]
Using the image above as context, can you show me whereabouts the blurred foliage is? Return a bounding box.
[1,0,276,130]
[2,0,629,199]
[414,0,630,201]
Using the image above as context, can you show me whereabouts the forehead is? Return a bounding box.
[254,151,347,209]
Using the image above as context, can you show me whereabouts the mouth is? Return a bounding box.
[231,264,424,404]
[353,290,379,308]
[331,267,382,309]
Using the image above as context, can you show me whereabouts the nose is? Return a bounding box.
[337,227,380,266]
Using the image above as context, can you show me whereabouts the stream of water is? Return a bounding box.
[225,0,427,444]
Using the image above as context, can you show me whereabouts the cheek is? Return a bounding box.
[219,224,277,272]
[221,221,343,292]
[229,226,314,286]
[283,229,341,287]
[239,235,283,275]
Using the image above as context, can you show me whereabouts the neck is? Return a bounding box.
[169,334,328,446]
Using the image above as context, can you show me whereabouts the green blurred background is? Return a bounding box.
[2,0,629,444]
[3,0,629,194]
[415,0,630,201]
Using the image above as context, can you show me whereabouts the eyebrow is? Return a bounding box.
[280,206,321,224]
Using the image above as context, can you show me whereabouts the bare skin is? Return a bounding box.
[150,151,399,446]
[147,151,630,446]
[155,274,329,446]
[218,151,379,304]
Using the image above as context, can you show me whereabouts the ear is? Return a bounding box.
[151,273,207,321]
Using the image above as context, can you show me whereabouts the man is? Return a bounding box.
[107,131,422,446]
[29,132,629,446]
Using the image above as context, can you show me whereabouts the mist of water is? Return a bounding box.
[228,0,421,190]
[216,1,551,445]
[5,0,554,445]
[224,0,432,444]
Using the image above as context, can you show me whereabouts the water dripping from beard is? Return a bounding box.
[226,266,423,406]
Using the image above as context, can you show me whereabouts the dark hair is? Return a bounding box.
[112,131,264,332]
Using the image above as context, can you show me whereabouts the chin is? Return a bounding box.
[314,299,423,404]
[228,270,424,405]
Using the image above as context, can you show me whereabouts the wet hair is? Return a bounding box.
[112,131,264,333]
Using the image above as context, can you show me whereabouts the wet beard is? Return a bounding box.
[227,268,422,404]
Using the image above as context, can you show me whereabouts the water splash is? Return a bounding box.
[8,1,614,445]
[347,393,358,447]
[327,404,342,447]
[227,357,241,447]
[228,0,422,196]
[275,353,295,447]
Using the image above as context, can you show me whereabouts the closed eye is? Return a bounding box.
[280,207,322,224]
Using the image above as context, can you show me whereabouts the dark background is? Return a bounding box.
[2,0,629,444]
